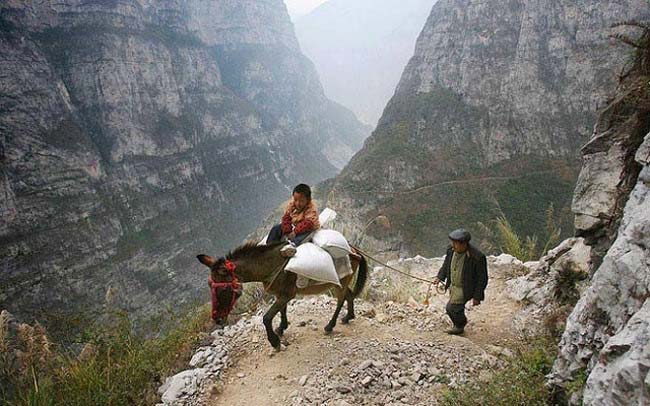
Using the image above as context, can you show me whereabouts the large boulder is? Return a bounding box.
[508,238,591,335]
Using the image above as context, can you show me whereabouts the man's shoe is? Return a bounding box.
[280,244,297,258]
[445,326,464,335]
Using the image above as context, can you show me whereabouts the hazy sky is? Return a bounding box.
[284,0,329,20]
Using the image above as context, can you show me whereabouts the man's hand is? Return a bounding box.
[472,298,481,306]
[287,232,296,240]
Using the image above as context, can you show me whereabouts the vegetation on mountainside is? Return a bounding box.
[0,306,213,406]
[477,203,563,262]
[610,20,650,168]
[0,280,269,406]
[365,166,575,258]
[0,16,17,34]
[340,85,487,193]
[333,79,578,257]
[441,337,556,406]
[33,24,204,52]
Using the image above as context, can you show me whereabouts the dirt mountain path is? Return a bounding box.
[338,167,574,196]
[204,265,520,406]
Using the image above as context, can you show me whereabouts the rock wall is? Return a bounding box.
[549,130,650,404]
[0,0,368,327]
[535,25,649,404]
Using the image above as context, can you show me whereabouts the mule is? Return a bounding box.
[197,241,368,350]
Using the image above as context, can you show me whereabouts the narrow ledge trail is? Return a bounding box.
[200,260,520,406]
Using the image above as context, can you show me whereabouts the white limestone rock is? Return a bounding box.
[508,238,591,333]
[550,132,650,405]
[490,254,525,278]
[159,368,207,405]
[583,300,650,405]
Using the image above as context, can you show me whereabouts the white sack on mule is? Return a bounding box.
[285,243,340,286]
[312,229,351,258]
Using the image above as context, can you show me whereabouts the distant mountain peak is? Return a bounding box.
[295,0,436,125]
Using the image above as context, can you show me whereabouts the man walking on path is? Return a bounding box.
[433,229,488,335]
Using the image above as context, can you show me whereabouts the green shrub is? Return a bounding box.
[565,368,588,400]
[0,16,17,34]
[441,337,556,406]
[1,305,213,406]
[478,203,563,262]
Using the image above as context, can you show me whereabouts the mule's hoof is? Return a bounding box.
[324,325,334,334]
[341,313,355,324]
[268,344,283,356]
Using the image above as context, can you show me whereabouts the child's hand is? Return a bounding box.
[288,232,296,240]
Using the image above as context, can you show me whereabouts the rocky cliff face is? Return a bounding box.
[321,0,649,256]
[507,24,649,404]
[546,25,650,405]
[0,0,368,328]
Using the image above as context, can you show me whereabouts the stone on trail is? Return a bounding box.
[159,368,206,404]
[361,376,373,387]
[359,359,373,370]
[336,385,352,394]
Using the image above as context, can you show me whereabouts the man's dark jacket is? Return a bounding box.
[436,244,488,302]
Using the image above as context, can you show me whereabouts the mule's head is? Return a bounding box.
[197,254,226,279]
[197,254,242,325]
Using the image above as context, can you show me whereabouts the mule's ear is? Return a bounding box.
[197,254,217,267]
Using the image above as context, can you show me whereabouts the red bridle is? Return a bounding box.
[208,259,242,320]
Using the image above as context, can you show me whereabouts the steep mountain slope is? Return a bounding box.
[295,0,436,125]
[0,0,368,327]
[321,0,649,256]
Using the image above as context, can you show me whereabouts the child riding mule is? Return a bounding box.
[197,241,368,350]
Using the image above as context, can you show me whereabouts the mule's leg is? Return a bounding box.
[275,303,289,336]
[263,298,289,349]
[324,288,346,333]
[341,289,356,324]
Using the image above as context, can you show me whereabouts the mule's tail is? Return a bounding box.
[352,254,368,298]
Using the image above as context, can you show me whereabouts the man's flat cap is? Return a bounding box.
[448,228,471,242]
